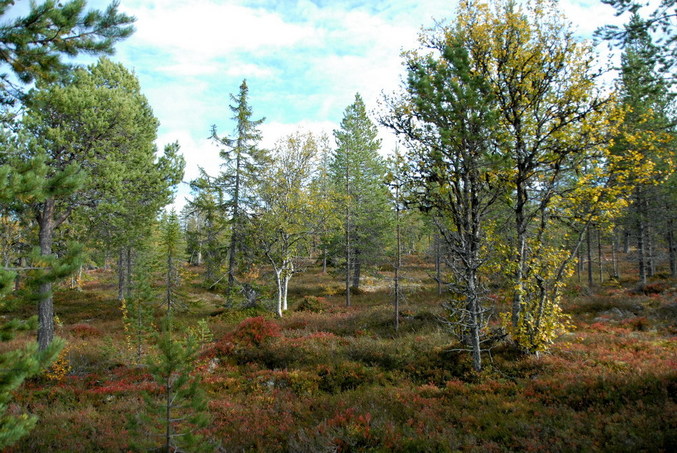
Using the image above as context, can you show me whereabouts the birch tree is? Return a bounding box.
[256,131,328,317]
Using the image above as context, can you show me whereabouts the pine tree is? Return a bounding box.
[0,157,63,449]
[383,37,505,370]
[210,80,268,304]
[597,0,676,83]
[331,93,392,305]
[19,58,166,350]
[0,0,134,106]
[130,324,210,452]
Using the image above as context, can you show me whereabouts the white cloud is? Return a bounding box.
[224,63,276,79]
[260,120,337,149]
[121,0,318,72]
[560,0,624,37]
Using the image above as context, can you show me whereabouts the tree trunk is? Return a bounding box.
[165,379,172,453]
[647,222,655,277]
[637,187,647,286]
[611,232,619,280]
[344,147,352,307]
[117,249,126,301]
[322,247,327,274]
[37,198,55,351]
[467,269,482,372]
[668,214,676,278]
[275,269,283,317]
[14,256,26,291]
[226,149,242,305]
[351,250,361,290]
[394,201,401,332]
[597,228,603,285]
[586,226,593,288]
[512,180,528,328]
[283,273,291,312]
[435,234,442,296]
[126,247,133,300]
[225,236,237,304]
[344,227,351,308]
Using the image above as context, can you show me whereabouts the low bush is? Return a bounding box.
[69,323,102,338]
[294,295,330,313]
[231,316,281,347]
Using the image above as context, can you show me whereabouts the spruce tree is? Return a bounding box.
[158,210,186,316]
[210,80,268,304]
[612,14,676,284]
[186,169,228,286]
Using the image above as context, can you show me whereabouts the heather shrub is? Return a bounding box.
[217,306,274,324]
[294,295,330,313]
[316,362,387,393]
[68,323,102,338]
[231,316,281,347]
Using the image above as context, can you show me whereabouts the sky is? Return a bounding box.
[78,0,627,208]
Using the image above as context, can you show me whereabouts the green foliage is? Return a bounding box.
[131,329,210,452]
[187,318,214,347]
[294,295,330,313]
[158,210,187,315]
[0,337,63,449]
[384,21,509,370]
[255,130,329,316]
[0,0,134,105]
[121,245,157,364]
[210,79,269,302]
[330,93,394,292]
[184,169,229,284]
[597,0,676,81]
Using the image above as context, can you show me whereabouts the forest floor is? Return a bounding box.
[2,257,676,452]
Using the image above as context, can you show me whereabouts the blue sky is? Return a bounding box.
[79,0,626,207]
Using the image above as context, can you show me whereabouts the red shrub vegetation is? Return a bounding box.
[68,323,102,338]
[231,316,281,346]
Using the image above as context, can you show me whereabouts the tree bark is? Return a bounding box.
[275,269,283,317]
[586,226,593,288]
[637,187,647,286]
[468,272,482,372]
[226,148,242,305]
[351,250,361,290]
[14,256,26,291]
[344,223,351,308]
[117,249,125,301]
[611,231,619,280]
[283,271,291,312]
[126,247,133,300]
[668,214,676,278]
[37,198,55,351]
[394,198,401,332]
[435,234,442,296]
[511,178,528,328]
[597,228,603,284]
